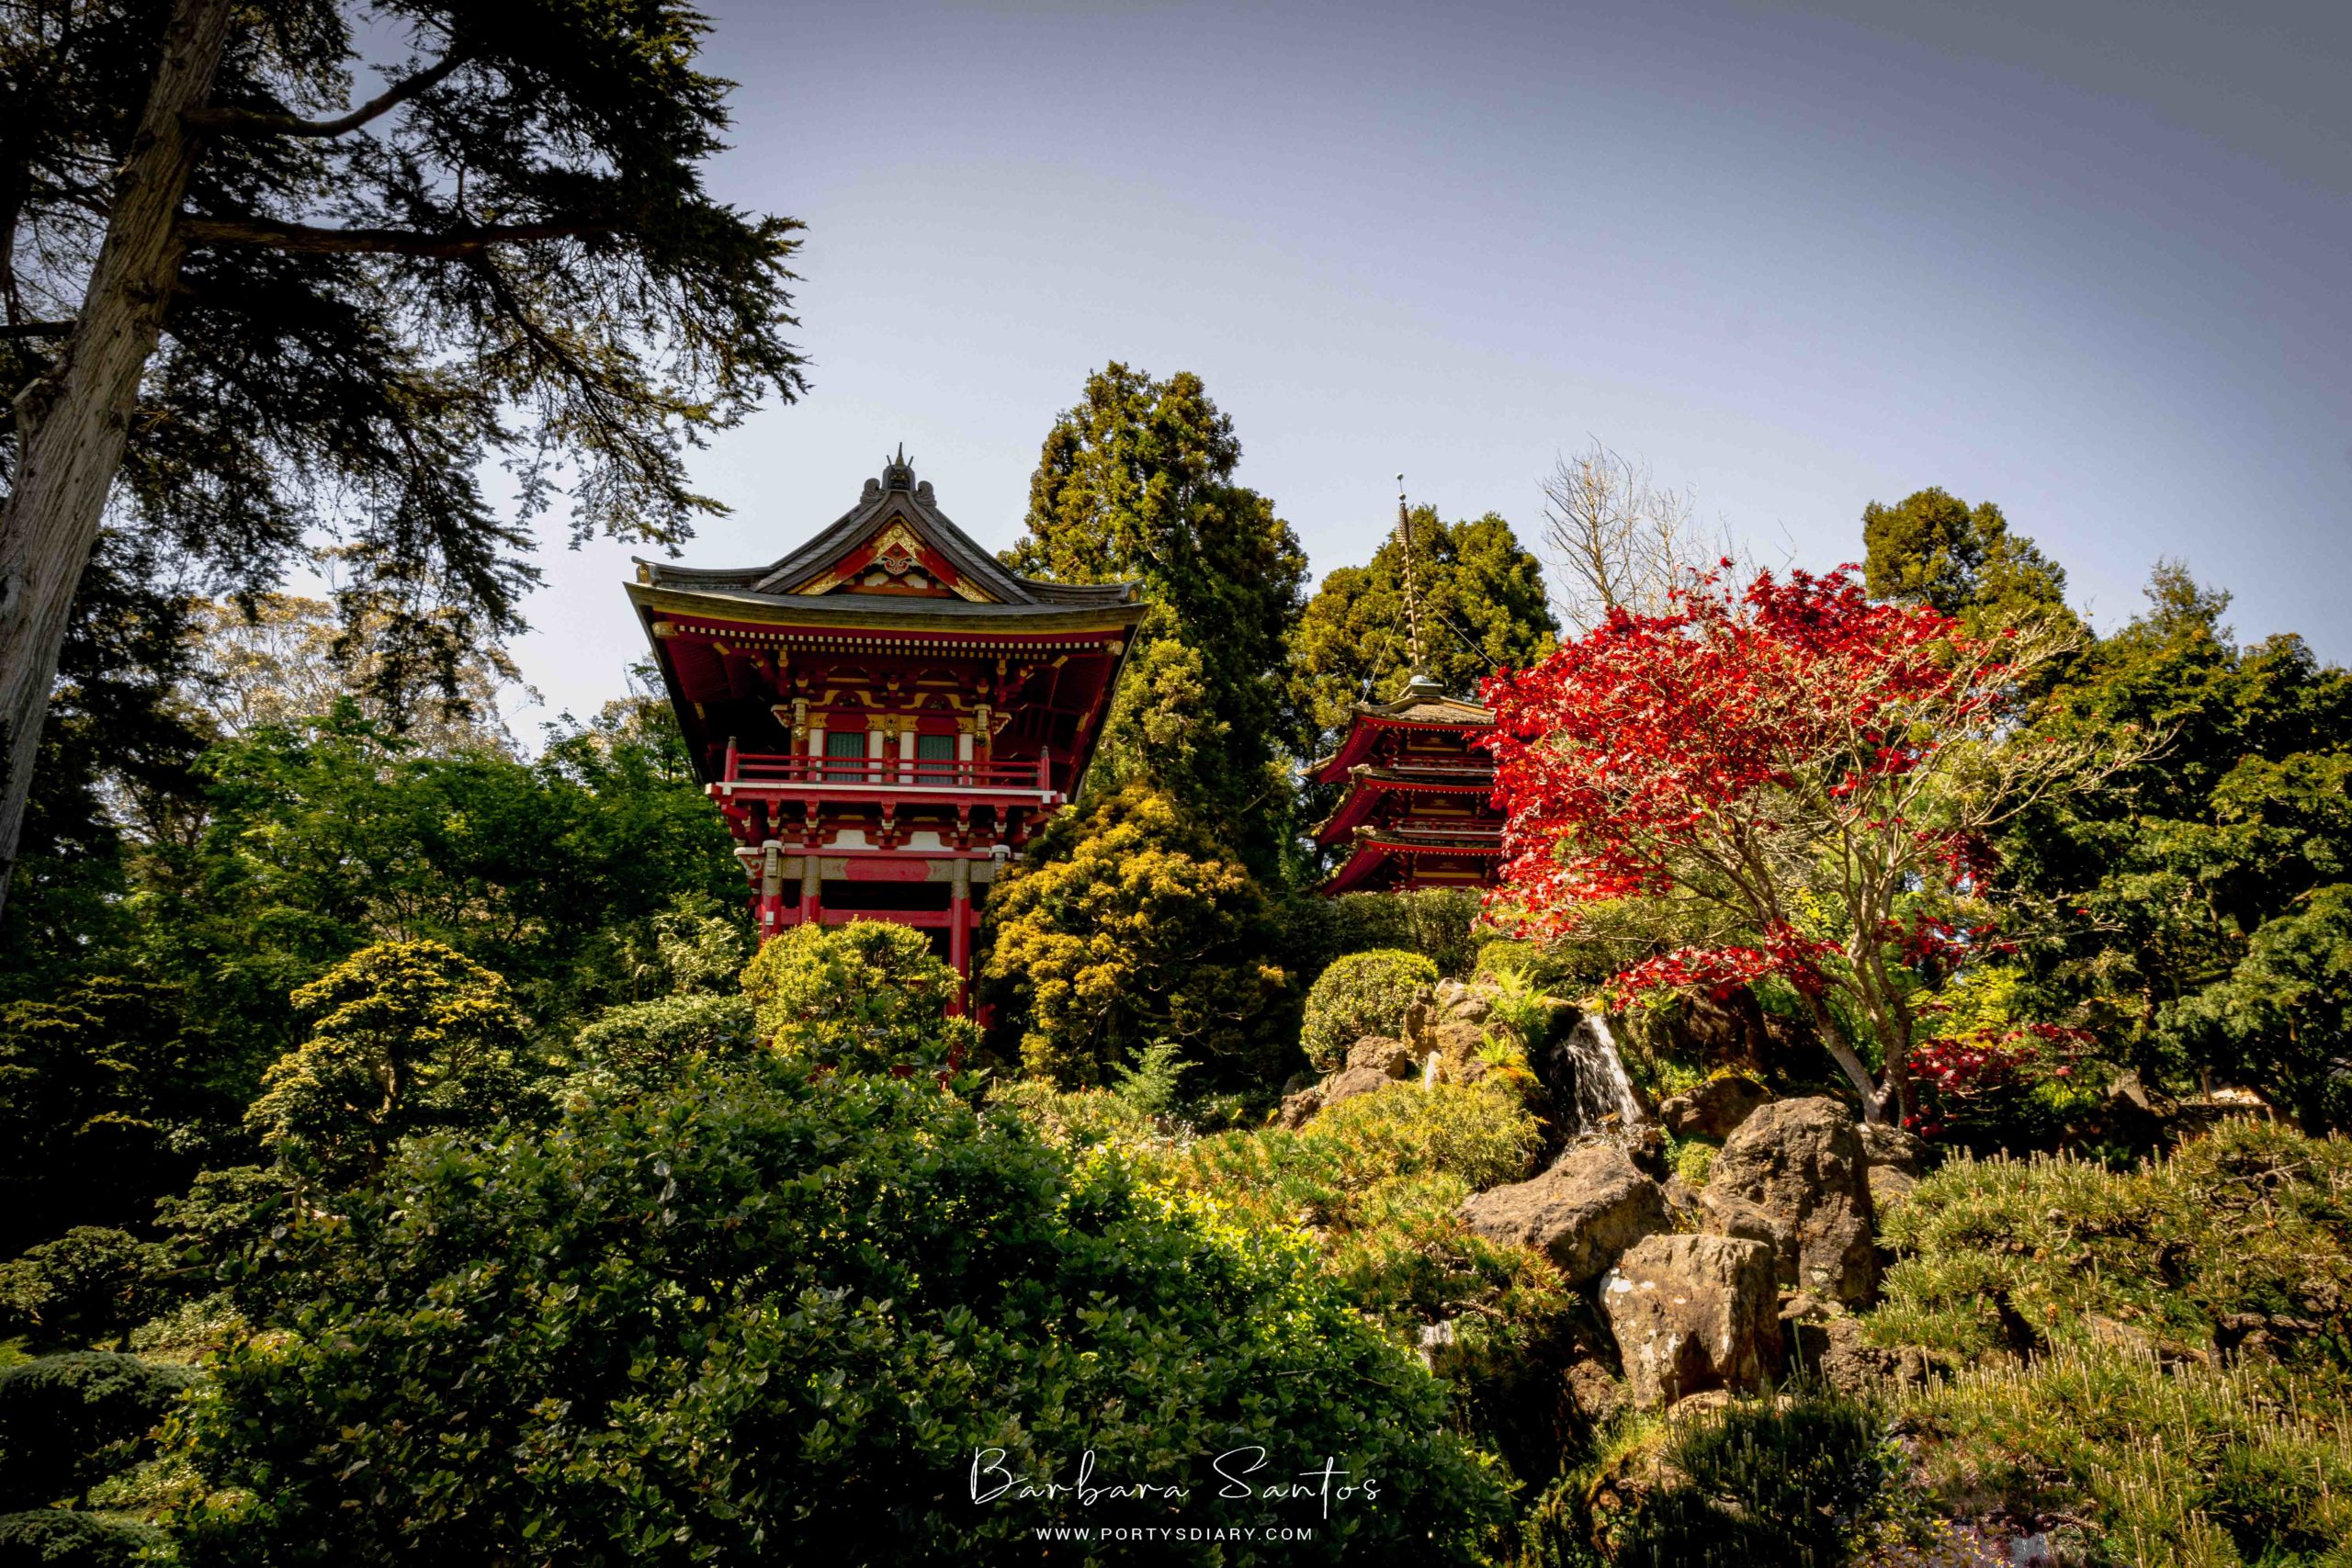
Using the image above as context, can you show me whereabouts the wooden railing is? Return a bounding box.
[721,744,1055,794]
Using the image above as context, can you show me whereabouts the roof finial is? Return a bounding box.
[881,445,914,491]
[1396,475,1426,678]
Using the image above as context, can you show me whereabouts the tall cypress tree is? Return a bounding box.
[1008,363,1306,868]
[0,0,806,917]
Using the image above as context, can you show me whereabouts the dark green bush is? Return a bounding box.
[0,1352,198,1506]
[1301,948,1439,1071]
[0,1510,164,1567]
[168,1053,1507,1562]
[0,1231,169,1353]
[1329,889,1484,977]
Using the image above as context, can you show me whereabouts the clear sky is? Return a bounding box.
[503,0,2351,731]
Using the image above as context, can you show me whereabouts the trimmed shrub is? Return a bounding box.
[1302,948,1438,1071]
[0,1352,198,1505]
[165,1053,1508,1562]
[739,919,967,1074]
[566,992,758,1093]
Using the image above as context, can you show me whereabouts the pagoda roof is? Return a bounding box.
[628,449,1143,634]
[1306,672,1497,784]
[1311,765,1498,845]
[1322,827,1505,896]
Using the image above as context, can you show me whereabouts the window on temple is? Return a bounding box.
[825,728,866,778]
[915,732,956,773]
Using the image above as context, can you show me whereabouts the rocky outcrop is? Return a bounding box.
[1600,1234,1781,1406]
[1456,1141,1670,1286]
[1657,1074,1770,1139]
[1857,1120,1928,1212]
[1781,1297,1937,1394]
[1278,1087,1324,1129]
[1345,1035,1418,1078]
[1702,1097,1879,1304]
[1320,1065,1401,1110]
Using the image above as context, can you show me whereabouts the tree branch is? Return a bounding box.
[0,321,74,339]
[184,49,474,139]
[179,215,610,259]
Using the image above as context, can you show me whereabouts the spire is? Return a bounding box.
[1396,475,1426,676]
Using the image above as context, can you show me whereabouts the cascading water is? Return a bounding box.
[1546,1010,1646,1142]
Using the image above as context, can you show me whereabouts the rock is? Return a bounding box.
[1601,1234,1781,1407]
[1695,1188,1784,1252]
[1429,1018,1487,1064]
[1658,1174,1701,1226]
[1433,977,1470,1009]
[1417,1318,1461,1375]
[1866,1163,1917,1210]
[1456,1141,1670,1286]
[1782,1307,1922,1395]
[1704,1097,1880,1305]
[1563,1357,1628,1425]
[1345,1035,1418,1078]
[1451,994,1493,1026]
[1320,1066,1399,1109]
[1278,1087,1324,1130]
[1646,987,1771,1069]
[1657,1074,1770,1139]
[1856,1122,1928,1176]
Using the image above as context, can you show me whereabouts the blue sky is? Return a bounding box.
[504,0,2351,729]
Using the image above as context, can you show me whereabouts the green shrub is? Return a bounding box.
[739,919,968,1074]
[0,1230,169,1352]
[0,1510,164,1567]
[166,1053,1508,1562]
[0,1352,198,1505]
[1329,889,1485,976]
[244,941,536,1182]
[1301,948,1438,1071]
[564,991,758,1094]
[1595,1389,1906,1567]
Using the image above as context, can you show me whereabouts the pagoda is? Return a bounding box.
[1307,479,1506,895]
[1309,672,1505,894]
[627,450,1144,1003]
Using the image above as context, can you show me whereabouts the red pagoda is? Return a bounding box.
[627,450,1144,1002]
[1309,673,1505,895]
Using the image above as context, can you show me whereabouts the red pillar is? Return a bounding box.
[947,856,973,1013]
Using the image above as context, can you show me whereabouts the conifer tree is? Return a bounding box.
[0,0,806,917]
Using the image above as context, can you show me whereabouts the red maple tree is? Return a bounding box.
[1482,565,2101,1123]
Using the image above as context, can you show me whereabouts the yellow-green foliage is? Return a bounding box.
[981,787,1290,1087]
[1871,1117,2352,1359]
[244,940,532,1179]
[1152,1080,1551,1329]
[1301,948,1438,1071]
[1905,1346,2352,1568]
[1870,1118,2352,1565]
[739,919,966,1073]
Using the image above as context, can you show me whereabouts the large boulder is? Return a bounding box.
[1455,1141,1670,1286]
[1856,1121,1928,1175]
[1278,1087,1324,1129]
[1702,1097,1879,1304]
[1345,1035,1419,1078]
[1600,1234,1781,1407]
[1657,1074,1770,1139]
[1320,1066,1400,1110]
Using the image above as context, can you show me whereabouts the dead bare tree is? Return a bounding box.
[1538,441,1733,634]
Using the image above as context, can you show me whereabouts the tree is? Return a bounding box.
[1008,363,1306,863]
[0,0,806,919]
[1290,506,1555,759]
[168,1052,1508,1562]
[981,785,1293,1088]
[2167,882,2352,1131]
[1861,486,2073,631]
[244,939,533,1179]
[1484,565,2115,1122]
[1995,563,2352,1105]
[1538,441,1726,636]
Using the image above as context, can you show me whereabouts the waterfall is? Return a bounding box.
[1548,1010,1646,1142]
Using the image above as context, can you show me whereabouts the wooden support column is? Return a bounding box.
[947,855,973,1012]
[800,852,823,927]
[758,840,784,937]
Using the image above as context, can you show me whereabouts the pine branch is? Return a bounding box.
[184,50,475,139]
[179,215,610,258]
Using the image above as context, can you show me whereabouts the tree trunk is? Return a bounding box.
[1804,993,1894,1123]
[0,0,232,917]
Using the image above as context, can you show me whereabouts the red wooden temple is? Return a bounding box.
[627,450,1144,1002]
[1310,673,1505,895]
